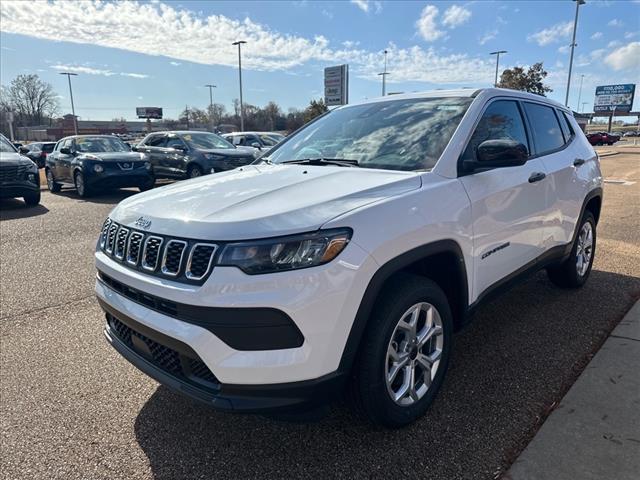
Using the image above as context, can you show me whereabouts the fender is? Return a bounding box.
[563,186,603,257]
[337,239,469,374]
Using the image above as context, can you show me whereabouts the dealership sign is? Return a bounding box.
[136,107,163,119]
[324,65,349,106]
[593,84,635,113]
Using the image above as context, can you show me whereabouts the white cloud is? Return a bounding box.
[624,31,638,39]
[169,61,181,66]
[528,21,573,46]
[607,40,622,48]
[350,0,381,14]
[416,5,444,42]
[442,5,471,28]
[604,42,640,70]
[50,64,149,78]
[607,19,623,27]
[558,45,571,54]
[590,31,603,40]
[1,0,494,85]
[479,29,498,45]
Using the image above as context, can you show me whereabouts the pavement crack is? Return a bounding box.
[0,294,96,322]
[609,334,640,343]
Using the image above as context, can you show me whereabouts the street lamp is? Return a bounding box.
[232,40,247,131]
[59,72,78,135]
[378,49,389,96]
[577,74,585,112]
[205,84,217,132]
[489,50,507,87]
[565,0,586,106]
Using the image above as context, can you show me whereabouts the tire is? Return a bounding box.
[46,168,61,193]
[23,191,41,206]
[547,211,596,288]
[187,164,203,178]
[74,171,91,198]
[348,273,453,428]
[139,177,155,192]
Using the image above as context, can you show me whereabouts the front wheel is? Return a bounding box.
[187,164,203,178]
[348,274,453,428]
[139,177,155,192]
[74,171,91,198]
[23,191,41,206]
[46,169,61,193]
[547,211,596,288]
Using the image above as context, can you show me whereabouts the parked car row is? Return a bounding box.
[586,132,620,146]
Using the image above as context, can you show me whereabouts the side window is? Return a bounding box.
[461,100,529,162]
[523,103,565,154]
[246,135,259,146]
[556,109,574,143]
[145,135,166,147]
[233,136,244,146]
[165,136,186,149]
[562,112,576,136]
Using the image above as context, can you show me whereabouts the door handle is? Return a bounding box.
[573,158,586,167]
[528,172,546,183]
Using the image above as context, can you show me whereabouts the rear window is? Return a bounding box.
[523,103,565,155]
[42,144,55,153]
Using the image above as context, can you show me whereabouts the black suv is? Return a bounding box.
[135,131,255,179]
[45,135,154,198]
[24,142,56,168]
[0,134,40,206]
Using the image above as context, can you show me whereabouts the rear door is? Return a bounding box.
[459,99,550,301]
[56,139,74,182]
[139,134,167,177]
[164,135,189,177]
[525,104,595,249]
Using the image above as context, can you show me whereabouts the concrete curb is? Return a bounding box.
[597,150,619,158]
[505,300,640,480]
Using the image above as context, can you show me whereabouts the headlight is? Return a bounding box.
[218,228,352,274]
[93,164,104,173]
[27,173,36,182]
[144,161,151,170]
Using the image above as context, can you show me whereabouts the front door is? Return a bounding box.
[459,99,551,302]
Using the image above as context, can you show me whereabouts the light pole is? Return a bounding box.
[576,74,585,112]
[59,72,78,135]
[581,101,588,113]
[565,0,586,106]
[378,49,389,96]
[489,50,507,87]
[232,40,247,131]
[205,84,217,132]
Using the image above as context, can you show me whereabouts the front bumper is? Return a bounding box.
[101,296,347,412]
[86,169,153,189]
[0,180,39,198]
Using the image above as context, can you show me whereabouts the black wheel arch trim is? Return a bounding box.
[337,239,469,374]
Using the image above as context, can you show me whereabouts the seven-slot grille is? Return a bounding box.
[0,164,28,182]
[98,219,218,284]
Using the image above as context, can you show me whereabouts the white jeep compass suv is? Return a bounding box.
[95,88,602,427]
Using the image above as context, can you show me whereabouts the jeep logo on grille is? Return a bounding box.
[134,216,152,230]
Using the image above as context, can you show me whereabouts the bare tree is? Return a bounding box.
[4,74,59,125]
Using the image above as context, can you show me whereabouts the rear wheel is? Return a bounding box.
[23,191,41,206]
[74,171,91,198]
[139,176,155,192]
[187,164,203,178]
[46,168,61,193]
[349,274,453,428]
[547,211,596,288]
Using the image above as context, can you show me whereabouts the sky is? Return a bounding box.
[1,0,639,121]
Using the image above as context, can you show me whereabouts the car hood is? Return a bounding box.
[0,151,35,167]
[110,164,422,240]
[78,152,146,162]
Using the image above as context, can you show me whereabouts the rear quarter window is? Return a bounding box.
[523,102,565,155]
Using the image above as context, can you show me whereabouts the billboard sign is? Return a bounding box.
[593,84,635,113]
[324,65,349,106]
[136,107,163,119]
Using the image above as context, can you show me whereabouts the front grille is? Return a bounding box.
[107,314,218,385]
[0,164,27,182]
[98,219,218,284]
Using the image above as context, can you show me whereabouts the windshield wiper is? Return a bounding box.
[281,157,359,167]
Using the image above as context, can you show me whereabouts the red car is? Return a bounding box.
[586,132,620,146]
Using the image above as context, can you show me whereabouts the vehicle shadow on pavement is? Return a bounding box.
[0,199,49,220]
[55,188,140,204]
[133,269,640,480]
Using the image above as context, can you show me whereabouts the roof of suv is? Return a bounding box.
[352,87,570,112]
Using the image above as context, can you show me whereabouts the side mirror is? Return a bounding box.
[19,146,30,154]
[60,147,72,155]
[250,142,261,149]
[465,140,528,172]
[131,145,139,152]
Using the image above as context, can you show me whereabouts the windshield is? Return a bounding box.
[268,97,473,171]
[183,132,234,150]
[0,135,16,153]
[75,136,130,153]
[259,134,283,146]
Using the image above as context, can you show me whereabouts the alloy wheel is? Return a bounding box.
[385,302,444,406]
[75,173,84,196]
[576,222,593,277]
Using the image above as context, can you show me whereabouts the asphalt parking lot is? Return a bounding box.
[1,148,639,480]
